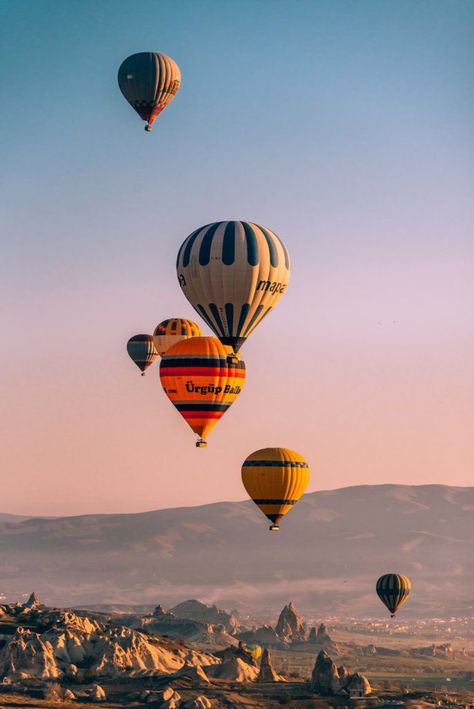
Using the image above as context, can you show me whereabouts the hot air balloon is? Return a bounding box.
[117,52,181,132]
[176,221,290,354]
[245,643,262,661]
[376,574,411,617]
[126,334,158,375]
[153,318,201,357]
[241,448,309,531]
[159,336,245,447]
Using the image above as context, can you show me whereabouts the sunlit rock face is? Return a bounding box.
[0,628,60,679]
[0,599,218,682]
[207,656,259,682]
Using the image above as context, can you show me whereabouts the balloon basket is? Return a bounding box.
[145,125,152,132]
[196,439,207,448]
[226,354,239,365]
[269,524,280,532]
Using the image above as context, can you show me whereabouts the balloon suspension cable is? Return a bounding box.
[269,524,280,532]
[196,439,207,448]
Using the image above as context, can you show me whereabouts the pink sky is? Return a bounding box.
[2,245,472,516]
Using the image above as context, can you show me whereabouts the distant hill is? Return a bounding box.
[0,513,38,524]
[0,485,473,617]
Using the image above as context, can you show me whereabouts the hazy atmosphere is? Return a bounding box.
[2,0,473,515]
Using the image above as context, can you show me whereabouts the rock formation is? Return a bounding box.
[137,611,237,650]
[208,656,259,682]
[410,642,455,658]
[237,625,285,649]
[311,650,371,696]
[316,623,331,644]
[153,604,170,618]
[275,602,307,642]
[170,600,238,633]
[182,697,212,709]
[1,627,60,679]
[0,601,218,682]
[171,662,210,684]
[303,623,339,653]
[311,649,341,694]
[345,672,372,697]
[257,648,283,682]
[144,686,182,707]
[89,684,106,702]
[23,591,41,609]
[215,643,257,667]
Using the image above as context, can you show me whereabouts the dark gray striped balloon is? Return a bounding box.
[118,52,181,131]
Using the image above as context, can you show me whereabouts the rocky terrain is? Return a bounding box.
[123,604,238,651]
[0,594,474,707]
[169,600,239,633]
[237,600,340,655]
[310,649,372,696]
[0,594,220,695]
[0,594,375,706]
[1,484,474,615]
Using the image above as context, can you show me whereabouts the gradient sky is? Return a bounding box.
[1,0,473,516]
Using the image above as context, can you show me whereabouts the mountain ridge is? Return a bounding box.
[2,482,471,520]
[1,484,473,616]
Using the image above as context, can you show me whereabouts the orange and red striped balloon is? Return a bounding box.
[159,337,245,447]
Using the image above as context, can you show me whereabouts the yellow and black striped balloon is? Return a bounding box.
[376,573,411,617]
[244,643,262,661]
[118,52,181,132]
[153,318,201,356]
[176,221,290,353]
[126,334,158,375]
[241,448,310,531]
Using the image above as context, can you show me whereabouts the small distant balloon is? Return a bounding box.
[126,335,158,375]
[376,573,411,617]
[118,52,181,132]
[245,643,262,660]
[153,318,201,357]
[242,448,310,531]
